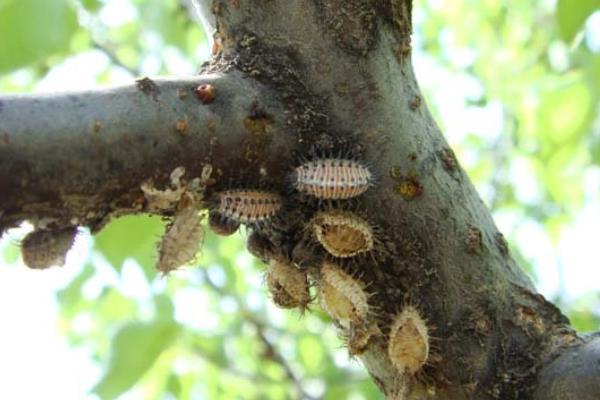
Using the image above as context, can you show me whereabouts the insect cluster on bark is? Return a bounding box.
[204,151,431,378]
[14,145,431,380]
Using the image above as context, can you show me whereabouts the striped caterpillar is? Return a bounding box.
[212,190,282,226]
[293,158,373,199]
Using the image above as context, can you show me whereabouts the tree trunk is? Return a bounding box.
[0,1,598,398]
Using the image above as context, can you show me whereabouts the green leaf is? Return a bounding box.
[2,239,21,264]
[585,54,600,101]
[93,320,180,400]
[154,294,175,320]
[537,80,592,147]
[56,263,95,311]
[0,0,78,72]
[141,1,189,50]
[94,215,166,277]
[556,0,600,43]
[165,374,181,398]
[79,0,101,12]
[567,307,600,332]
[96,288,138,321]
[191,334,228,368]
[324,386,351,400]
[297,335,325,375]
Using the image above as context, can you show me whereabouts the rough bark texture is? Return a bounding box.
[0,73,288,232]
[1,1,598,399]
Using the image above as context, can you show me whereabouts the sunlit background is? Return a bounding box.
[1,0,599,399]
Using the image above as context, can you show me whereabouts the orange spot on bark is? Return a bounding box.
[195,84,216,104]
[397,175,423,200]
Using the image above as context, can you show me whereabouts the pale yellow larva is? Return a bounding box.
[388,306,430,375]
[310,210,374,258]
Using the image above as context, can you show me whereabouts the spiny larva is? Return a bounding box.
[21,227,78,269]
[318,261,380,355]
[293,158,373,199]
[157,198,204,274]
[318,261,370,327]
[388,306,430,375]
[214,190,281,225]
[310,210,374,258]
[266,259,310,310]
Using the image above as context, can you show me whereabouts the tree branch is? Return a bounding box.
[533,334,600,400]
[0,72,290,233]
[1,0,597,398]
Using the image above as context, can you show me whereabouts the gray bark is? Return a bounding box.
[0,73,288,232]
[533,333,600,400]
[1,0,598,398]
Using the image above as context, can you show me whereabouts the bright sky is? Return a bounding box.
[0,4,599,400]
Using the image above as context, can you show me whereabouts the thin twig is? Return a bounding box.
[191,344,282,384]
[91,40,140,76]
[199,268,318,400]
[253,321,318,400]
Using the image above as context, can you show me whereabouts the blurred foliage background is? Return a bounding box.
[0,0,599,399]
